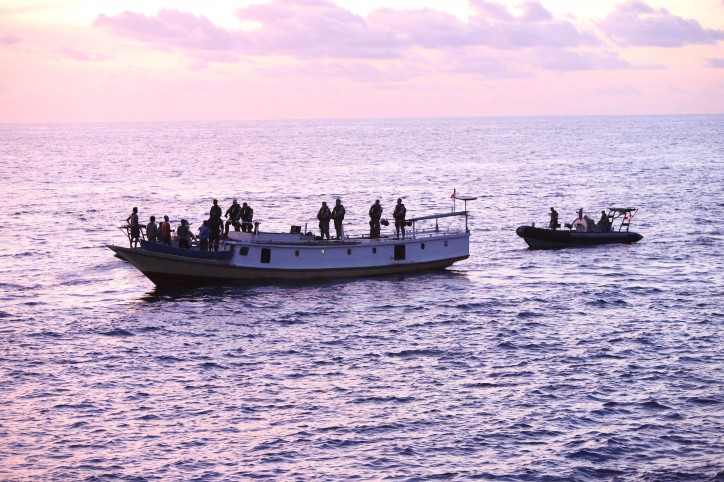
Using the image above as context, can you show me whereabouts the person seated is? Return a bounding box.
[240,202,254,233]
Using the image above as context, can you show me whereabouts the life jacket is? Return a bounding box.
[332,205,345,220]
[318,207,331,221]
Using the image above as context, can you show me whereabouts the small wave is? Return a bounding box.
[686,397,720,405]
[28,330,64,338]
[138,326,163,332]
[639,400,671,410]
[137,414,161,421]
[462,382,499,389]
[594,352,626,359]
[574,467,626,479]
[351,395,415,404]
[385,348,445,358]
[497,341,518,349]
[567,448,610,462]
[516,310,544,318]
[156,355,184,363]
[199,362,227,370]
[101,328,134,337]
[53,402,95,410]
[126,392,150,401]
[320,438,368,449]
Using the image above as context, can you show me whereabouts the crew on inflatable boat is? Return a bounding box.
[549,207,559,230]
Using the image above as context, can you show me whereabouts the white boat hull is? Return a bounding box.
[108,232,470,286]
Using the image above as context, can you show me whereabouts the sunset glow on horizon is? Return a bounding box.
[1,0,722,123]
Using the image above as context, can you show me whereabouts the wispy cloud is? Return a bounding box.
[593,85,642,95]
[705,57,724,68]
[534,48,631,71]
[0,35,21,46]
[58,46,112,62]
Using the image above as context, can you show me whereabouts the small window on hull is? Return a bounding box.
[261,248,271,263]
[394,244,406,260]
[240,246,249,256]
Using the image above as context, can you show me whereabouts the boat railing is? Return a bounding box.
[607,207,638,232]
[117,223,201,248]
[409,210,471,237]
[117,224,147,248]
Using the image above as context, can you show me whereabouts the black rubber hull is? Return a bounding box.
[516,226,643,249]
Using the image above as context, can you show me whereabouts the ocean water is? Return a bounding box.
[0,115,722,481]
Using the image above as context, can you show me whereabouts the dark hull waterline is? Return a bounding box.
[516,225,643,250]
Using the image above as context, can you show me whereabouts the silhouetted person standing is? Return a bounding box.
[208,199,223,250]
[598,210,609,232]
[369,199,383,238]
[393,198,407,238]
[331,199,345,239]
[160,216,172,246]
[126,207,140,248]
[317,202,332,240]
[210,199,222,220]
[146,216,157,243]
[224,199,242,235]
[549,207,559,230]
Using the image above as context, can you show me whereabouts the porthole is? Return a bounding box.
[372,247,377,254]
[240,246,249,256]
[320,249,325,255]
[295,250,299,256]
[347,249,352,255]
[421,243,425,250]
[444,241,448,247]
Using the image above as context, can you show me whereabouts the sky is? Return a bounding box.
[1,0,723,123]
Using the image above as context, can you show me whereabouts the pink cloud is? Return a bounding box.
[468,1,598,49]
[1,35,20,45]
[95,0,600,61]
[94,9,236,50]
[593,85,642,96]
[366,8,470,49]
[446,51,532,78]
[58,46,112,61]
[599,1,724,47]
[235,0,399,58]
[533,49,632,71]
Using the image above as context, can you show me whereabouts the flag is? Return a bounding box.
[450,189,456,199]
